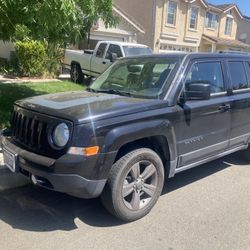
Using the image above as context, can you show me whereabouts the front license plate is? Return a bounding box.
[2,147,18,173]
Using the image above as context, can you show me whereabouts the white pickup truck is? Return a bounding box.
[64,41,152,83]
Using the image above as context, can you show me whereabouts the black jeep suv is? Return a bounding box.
[2,53,250,221]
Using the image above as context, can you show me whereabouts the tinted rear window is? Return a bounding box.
[228,61,248,90]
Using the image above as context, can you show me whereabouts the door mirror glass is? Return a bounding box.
[110,53,118,63]
[186,81,211,100]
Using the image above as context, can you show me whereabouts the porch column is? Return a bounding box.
[211,43,217,52]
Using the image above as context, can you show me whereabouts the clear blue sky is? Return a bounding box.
[208,0,250,17]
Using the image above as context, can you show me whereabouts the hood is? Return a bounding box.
[15,91,166,124]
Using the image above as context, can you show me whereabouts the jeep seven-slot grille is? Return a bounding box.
[12,110,47,149]
[10,107,70,158]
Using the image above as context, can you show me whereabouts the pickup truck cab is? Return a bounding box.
[64,41,152,83]
[2,53,250,221]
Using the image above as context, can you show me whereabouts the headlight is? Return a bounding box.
[53,123,70,147]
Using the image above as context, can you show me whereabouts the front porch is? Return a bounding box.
[200,34,250,52]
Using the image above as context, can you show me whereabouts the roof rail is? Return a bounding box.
[218,50,250,55]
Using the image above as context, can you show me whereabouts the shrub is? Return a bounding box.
[0,58,9,73]
[15,40,46,77]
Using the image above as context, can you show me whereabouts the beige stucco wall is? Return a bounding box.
[91,17,138,43]
[218,9,239,40]
[154,0,206,53]
[114,0,155,49]
[160,0,188,42]
[199,42,212,52]
[114,1,245,53]
[185,1,205,40]
[237,18,250,48]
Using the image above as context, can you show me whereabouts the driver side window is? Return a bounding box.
[185,61,225,94]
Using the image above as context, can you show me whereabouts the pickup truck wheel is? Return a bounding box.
[101,148,164,222]
[70,64,84,83]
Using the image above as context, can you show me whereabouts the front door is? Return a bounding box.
[175,59,231,167]
[91,42,109,77]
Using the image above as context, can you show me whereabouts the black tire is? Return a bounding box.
[101,148,164,222]
[70,63,84,83]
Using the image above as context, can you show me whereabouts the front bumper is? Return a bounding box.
[1,135,115,199]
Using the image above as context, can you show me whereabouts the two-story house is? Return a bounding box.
[115,0,249,53]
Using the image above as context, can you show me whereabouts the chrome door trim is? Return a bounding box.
[175,144,247,175]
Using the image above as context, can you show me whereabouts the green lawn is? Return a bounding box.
[0,81,85,129]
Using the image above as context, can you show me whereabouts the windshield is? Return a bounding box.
[123,46,152,56]
[90,57,183,98]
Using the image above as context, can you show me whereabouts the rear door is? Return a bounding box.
[225,59,250,148]
[175,58,232,167]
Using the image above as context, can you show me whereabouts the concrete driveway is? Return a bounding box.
[0,152,249,250]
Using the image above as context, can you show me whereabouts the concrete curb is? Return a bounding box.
[0,152,30,191]
[0,74,70,84]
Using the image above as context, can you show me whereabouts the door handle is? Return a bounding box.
[218,104,231,112]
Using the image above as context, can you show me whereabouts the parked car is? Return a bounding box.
[2,53,250,221]
[63,41,152,83]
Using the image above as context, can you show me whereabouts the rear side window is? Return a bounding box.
[185,61,225,94]
[96,43,107,58]
[105,44,123,59]
[228,61,248,90]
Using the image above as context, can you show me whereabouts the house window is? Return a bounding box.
[225,17,233,35]
[160,44,195,53]
[166,1,177,26]
[206,12,218,29]
[190,7,199,30]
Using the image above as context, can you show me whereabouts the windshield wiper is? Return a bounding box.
[86,87,98,93]
[91,89,132,97]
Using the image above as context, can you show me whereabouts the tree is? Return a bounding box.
[0,0,117,74]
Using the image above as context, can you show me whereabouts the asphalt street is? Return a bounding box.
[0,152,249,250]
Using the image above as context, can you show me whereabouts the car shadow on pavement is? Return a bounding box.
[0,152,248,232]
[163,151,248,195]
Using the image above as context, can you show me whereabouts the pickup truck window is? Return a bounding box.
[185,61,225,94]
[96,43,107,58]
[123,46,152,56]
[105,44,123,59]
[228,61,248,90]
[90,57,182,98]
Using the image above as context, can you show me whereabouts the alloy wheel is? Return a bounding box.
[122,160,158,210]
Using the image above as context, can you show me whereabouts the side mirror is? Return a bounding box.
[110,53,118,63]
[185,82,211,100]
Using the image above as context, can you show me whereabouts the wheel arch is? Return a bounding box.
[103,119,178,178]
[70,60,80,67]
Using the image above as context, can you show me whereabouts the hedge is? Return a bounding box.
[15,40,46,77]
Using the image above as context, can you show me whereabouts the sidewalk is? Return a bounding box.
[0,74,70,84]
